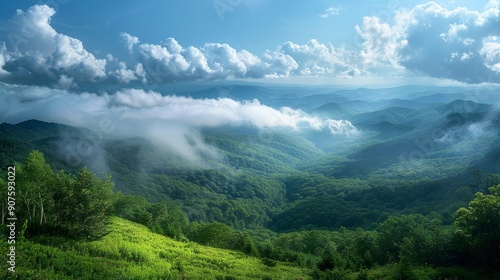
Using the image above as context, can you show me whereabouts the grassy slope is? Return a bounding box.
[0,217,311,280]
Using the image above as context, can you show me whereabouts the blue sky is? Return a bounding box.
[0,0,500,88]
[0,0,492,53]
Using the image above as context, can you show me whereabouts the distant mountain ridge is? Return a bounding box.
[2,84,500,234]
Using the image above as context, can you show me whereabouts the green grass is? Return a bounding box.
[0,217,311,279]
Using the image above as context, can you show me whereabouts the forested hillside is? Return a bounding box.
[0,150,499,279]
[2,1,500,278]
[1,84,500,279]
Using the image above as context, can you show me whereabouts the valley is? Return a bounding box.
[1,84,500,279]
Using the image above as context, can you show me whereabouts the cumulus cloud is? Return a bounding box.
[480,42,500,72]
[356,2,500,83]
[121,33,139,53]
[5,3,498,86]
[279,39,360,77]
[355,16,403,70]
[0,43,9,75]
[106,58,147,84]
[122,32,364,82]
[0,5,107,86]
[109,62,138,84]
[0,82,359,163]
[0,5,149,88]
[122,32,304,82]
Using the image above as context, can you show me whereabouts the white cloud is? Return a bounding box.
[0,6,145,88]
[356,2,500,83]
[124,34,299,82]
[4,3,498,86]
[109,62,140,84]
[485,0,500,10]
[134,63,147,83]
[52,34,106,80]
[0,5,309,86]
[121,32,140,53]
[108,88,164,109]
[480,42,500,72]
[202,43,257,78]
[123,33,365,82]
[356,15,406,72]
[0,83,359,164]
[259,50,299,78]
[320,6,342,18]
[54,74,75,90]
[1,5,107,86]
[0,43,9,75]
[107,88,358,134]
[324,119,360,137]
[279,39,361,77]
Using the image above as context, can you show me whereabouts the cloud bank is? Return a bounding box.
[0,4,362,88]
[1,3,500,86]
[0,82,358,136]
[121,33,361,83]
[0,82,359,163]
[121,33,299,82]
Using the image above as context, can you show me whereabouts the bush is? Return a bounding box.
[356,268,369,280]
[392,259,416,280]
[261,258,277,267]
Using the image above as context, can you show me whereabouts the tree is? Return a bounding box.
[354,231,378,268]
[233,232,259,257]
[164,205,189,239]
[455,184,500,268]
[52,170,74,231]
[318,243,346,271]
[148,202,169,234]
[4,150,117,239]
[16,151,56,234]
[69,167,114,238]
[377,214,433,265]
[189,222,236,248]
[113,193,152,226]
[356,268,368,280]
